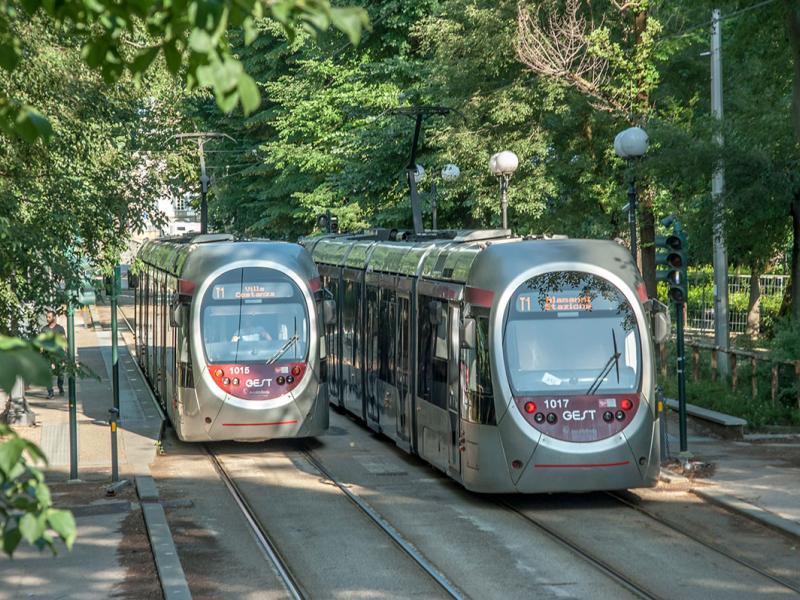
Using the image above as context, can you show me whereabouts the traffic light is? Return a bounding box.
[656,229,688,304]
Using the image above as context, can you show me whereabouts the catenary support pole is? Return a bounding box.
[67,301,78,480]
[711,8,730,376]
[111,265,119,412]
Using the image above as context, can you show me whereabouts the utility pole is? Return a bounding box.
[67,300,78,481]
[111,265,120,412]
[173,132,236,234]
[389,106,452,235]
[711,8,730,376]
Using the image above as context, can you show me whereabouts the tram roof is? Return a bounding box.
[302,228,527,283]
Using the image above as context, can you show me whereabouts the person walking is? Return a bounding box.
[42,309,66,398]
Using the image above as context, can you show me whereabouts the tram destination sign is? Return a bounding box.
[212,282,294,300]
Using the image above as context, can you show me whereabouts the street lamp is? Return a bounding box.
[489,150,519,230]
[429,163,460,230]
[614,126,649,261]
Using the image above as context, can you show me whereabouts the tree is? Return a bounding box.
[517,0,663,296]
[0,0,368,143]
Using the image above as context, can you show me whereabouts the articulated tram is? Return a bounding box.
[302,229,663,493]
[133,234,329,441]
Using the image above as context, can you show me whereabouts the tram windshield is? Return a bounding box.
[201,267,309,364]
[503,272,641,395]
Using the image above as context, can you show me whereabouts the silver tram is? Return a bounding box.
[302,229,662,493]
[133,233,329,441]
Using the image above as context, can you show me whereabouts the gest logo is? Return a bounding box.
[245,378,273,388]
[562,409,597,421]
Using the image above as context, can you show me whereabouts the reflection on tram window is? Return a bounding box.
[504,272,641,395]
[201,267,309,364]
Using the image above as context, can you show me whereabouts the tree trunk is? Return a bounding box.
[639,199,657,298]
[792,195,800,320]
[746,267,761,337]
[785,2,800,319]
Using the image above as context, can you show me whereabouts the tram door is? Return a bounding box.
[447,303,461,475]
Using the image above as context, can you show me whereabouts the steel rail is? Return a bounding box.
[499,500,662,600]
[206,446,305,600]
[607,491,800,594]
[300,448,466,600]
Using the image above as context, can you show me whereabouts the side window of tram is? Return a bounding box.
[418,297,448,409]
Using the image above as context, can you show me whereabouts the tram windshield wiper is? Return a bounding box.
[586,330,621,395]
[266,335,299,365]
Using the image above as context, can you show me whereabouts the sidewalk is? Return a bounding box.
[663,413,800,538]
[2,305,165,599]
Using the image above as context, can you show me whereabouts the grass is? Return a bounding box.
[658,342,800,428]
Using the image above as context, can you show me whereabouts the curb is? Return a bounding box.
[691,487,800,541]
[662,466,800,541]
[136,475,193,600]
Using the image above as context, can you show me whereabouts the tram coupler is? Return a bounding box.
[109,407,120,483]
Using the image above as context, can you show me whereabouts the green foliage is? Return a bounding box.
[0,424,76,557]
[0,331,74,558]
[0,333,63,394]
[768,317,800,362]
[0,0,369,141]
[661,340,800,428]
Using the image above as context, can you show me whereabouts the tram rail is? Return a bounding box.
[497,500,663,600]
[206,445,306,600]
[299,447,466,600]
[606,491,800,595]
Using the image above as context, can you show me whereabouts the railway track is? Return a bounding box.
[206,445,305,600]
[299,447,466,600]
[207,443,465,600]
[606,491,800,595]
[498,499,663,600]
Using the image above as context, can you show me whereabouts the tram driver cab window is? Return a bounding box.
[201,266,309,364]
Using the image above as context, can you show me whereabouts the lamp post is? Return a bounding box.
[614,126,649,262]
[430,163,460,230]
[489,151,519,230]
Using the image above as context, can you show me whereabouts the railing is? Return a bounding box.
[659,339,800,409]
[685,273,787,335]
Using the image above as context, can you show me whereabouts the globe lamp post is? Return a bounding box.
[489,150,519,230]
[614,126,649,261]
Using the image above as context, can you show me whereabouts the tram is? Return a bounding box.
[133,233,330,441]
[302,228,666,493]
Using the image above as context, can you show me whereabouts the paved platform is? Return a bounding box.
[2,303,167,598]
[663,413,800,538]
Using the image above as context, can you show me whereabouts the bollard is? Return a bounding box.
[109,407,120,483]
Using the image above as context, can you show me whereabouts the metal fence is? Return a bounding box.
[686,273,788,335]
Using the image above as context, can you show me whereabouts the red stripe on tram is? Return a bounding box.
[534,461,630,468]
[222,420,299,427]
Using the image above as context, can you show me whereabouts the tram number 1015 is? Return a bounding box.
[228,366,251,375]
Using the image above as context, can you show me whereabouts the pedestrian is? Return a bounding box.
[41,309,66,398]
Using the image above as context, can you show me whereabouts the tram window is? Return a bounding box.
[378,290,396,385]
[503,271,641,395]
[417,297,433,401]
[200,267,309,364]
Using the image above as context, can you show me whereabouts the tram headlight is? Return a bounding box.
[524,401,537,414]
[232,378,239,385]
[621,398,633,411]
[214,368,224,378]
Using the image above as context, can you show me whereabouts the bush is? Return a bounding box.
[660,339,800,428]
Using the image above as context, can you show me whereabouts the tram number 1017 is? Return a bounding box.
[544,398,569,409]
